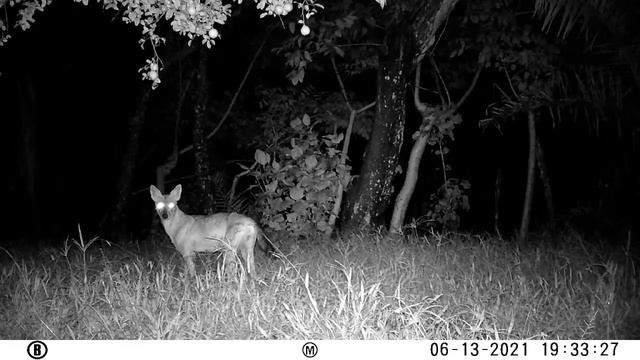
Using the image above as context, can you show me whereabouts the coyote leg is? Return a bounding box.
[184,254,196,276]
[240,242,255,278]
[222,251,239,277]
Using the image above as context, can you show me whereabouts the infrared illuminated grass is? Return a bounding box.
[0,229,637,339]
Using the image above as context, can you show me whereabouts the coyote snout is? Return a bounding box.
[155,200,175,220]
[150,184,260,278]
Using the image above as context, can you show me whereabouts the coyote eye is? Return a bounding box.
[167,202,175,209]
[156,202,165,210]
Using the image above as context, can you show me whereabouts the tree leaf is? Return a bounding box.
[272,159,281,171]
[266,179,278,193]
[291,145,304,159]
[290,117,302,129]
[289,187,304,200]
[305,155,318,169]
[254,149,270,165]
[291,200,308,214]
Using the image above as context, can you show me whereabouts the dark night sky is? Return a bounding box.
[2,1,638,243]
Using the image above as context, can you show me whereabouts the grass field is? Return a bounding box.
[1,228,638,339]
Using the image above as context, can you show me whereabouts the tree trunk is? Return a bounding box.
[327,109,356,236]
[389,134,429,234]
[342,25,414,231]
[103,88,152,234]
[519,111,537,241]
[193,50,214,214]
[535,134,555,224]
[389,59,430,236]
[388,60,479,235]
[327,103,375,237]
[412,0,461,59]
[341,0,460,233]
[325,54,376,237]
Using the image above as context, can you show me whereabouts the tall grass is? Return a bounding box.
[0,228,637,339]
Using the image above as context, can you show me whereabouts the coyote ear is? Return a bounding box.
[170,184,182,200]
[150,185,163,201]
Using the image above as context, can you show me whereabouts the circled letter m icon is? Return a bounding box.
[302,342,318,358]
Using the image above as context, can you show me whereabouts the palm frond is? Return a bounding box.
[534,0,613,40]
[210,171,252,214]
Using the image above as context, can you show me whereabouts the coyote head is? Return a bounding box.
[149,184,182,220]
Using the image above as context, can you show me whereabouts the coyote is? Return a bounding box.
[150,184,261,277]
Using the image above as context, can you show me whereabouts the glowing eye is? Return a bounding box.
[155,202,165,210]
[167,203,175,209]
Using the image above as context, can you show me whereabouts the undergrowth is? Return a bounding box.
[0,228,637,339]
